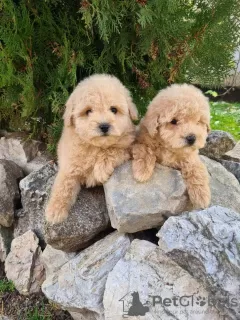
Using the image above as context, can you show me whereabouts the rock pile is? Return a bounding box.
[0,131,239,320]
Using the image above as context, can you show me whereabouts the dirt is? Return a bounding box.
[0,280,73,320]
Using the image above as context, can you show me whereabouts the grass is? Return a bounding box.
[26,306,51,320]
[210,101,240,140]
[0,279,15,293]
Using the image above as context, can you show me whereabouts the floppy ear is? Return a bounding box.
[141,109,160,137]
[63,95,74,126]
[127,96,138,121]
[207,123,211,133]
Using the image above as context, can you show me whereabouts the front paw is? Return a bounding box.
[45,204,69,225]
[188,185,211,209]
[132,159,153,182]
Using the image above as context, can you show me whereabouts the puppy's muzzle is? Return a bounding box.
[186,134,196,146]
[99,123,110,135]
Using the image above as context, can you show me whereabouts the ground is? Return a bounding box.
[0,277,72,320]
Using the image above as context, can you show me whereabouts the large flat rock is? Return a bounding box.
[104,158,240,233]
[104,161,191,233]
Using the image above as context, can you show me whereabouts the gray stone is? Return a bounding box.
[200,130,236,159]
[157,206,240,319]
[41,245,76,277]
[201,156,240,212]
[42,231,131,320]
[44,187,110,252]
[218,159,240,183]
[5,230,45,295]
[0,160,24,227]
[104,158,240,233]
[104,162,191,233]
[0,134,46,173]
[223,141,240,162]
[14,163,57,242]
[24,154,52,174]
[104,239,221,320]
[0,225,13,262]
[15,163,109,252]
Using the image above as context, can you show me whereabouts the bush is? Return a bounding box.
[0,0,239,144]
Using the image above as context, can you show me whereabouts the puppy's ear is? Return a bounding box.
[207,123,211,133]
[141,110,160,137]
[63,95,74,126]
[127,96,138,121]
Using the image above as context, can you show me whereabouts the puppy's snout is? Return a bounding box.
[99,123,110,134]
[186,134,196,146]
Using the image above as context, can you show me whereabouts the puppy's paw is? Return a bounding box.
[132,159,153,182]
[45,205,69,225]
[188,186,211,209]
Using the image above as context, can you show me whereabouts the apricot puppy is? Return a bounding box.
[46,74,138,224]
[132,84,211,209]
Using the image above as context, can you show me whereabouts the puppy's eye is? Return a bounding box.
[86,109,92,116]
[170,119,178,125]
[110,107,118,114]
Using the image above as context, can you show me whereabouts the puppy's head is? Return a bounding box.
[63,74,138,147]
[142,84,210,152]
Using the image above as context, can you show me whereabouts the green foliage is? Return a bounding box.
[210,101,240,140]
[0,0,239,140]
[26,306,51,320]
[0,279,15,293]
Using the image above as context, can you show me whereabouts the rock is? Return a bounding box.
[14,163,57,242]
[157,206,240,319]
[41,245,76,277]
[223,141,240,162]
[201,156,240,212]
[0,160,24,227]
[0,133,47,173]
[217,159,240,183]
[200,130,236,159]
[42,231,131,320]
[104,239,221,320]
[104,162,191,233]
[5,230,45,295]
[15,163,110,252]
[44,186,110,252]
[24,154,52,174]
[104,157,240,233]
[0,225,13,262]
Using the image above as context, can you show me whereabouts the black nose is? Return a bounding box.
[99,123,110,134]
[186,134,196,145]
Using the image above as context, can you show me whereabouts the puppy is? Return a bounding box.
[45,74,138,224]
[132,84,211,209]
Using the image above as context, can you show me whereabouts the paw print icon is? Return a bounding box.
[195,296,207,307]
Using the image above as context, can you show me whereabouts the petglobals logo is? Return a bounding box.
[119,291,240,318]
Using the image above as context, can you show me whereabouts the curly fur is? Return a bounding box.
[45,74,138,224]
[132,84,211,209]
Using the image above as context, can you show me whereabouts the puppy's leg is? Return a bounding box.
[45,171,80,224]
[181,158,210,209]
[132,144,156,182]
[94,149,130,184]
